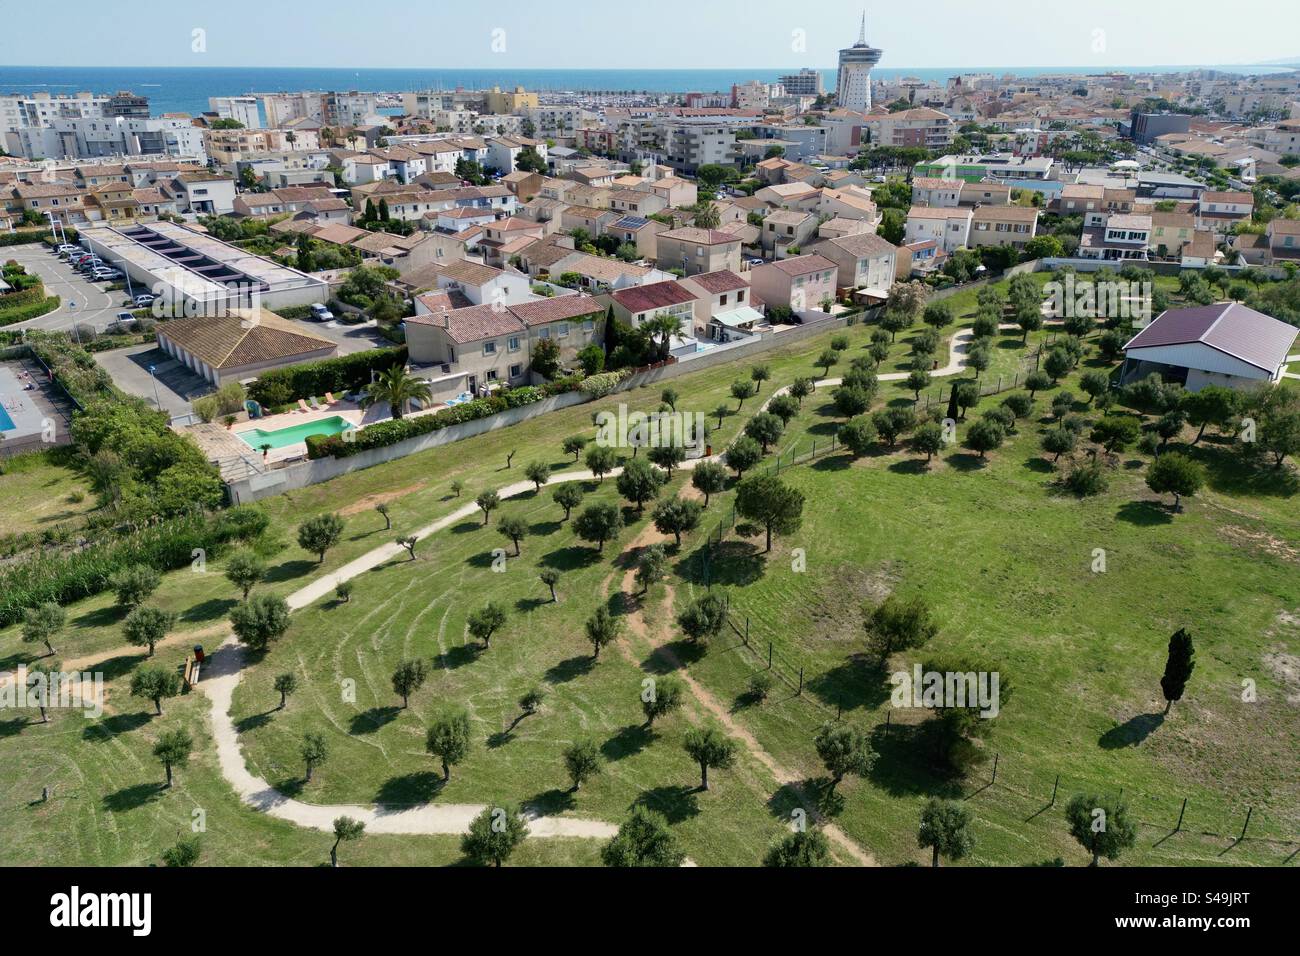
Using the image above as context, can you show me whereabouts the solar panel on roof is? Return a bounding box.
[614,216,650,229]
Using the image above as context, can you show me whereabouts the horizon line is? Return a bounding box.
[0,61,1287,72]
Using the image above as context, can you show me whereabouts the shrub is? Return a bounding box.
[247,347,408,407]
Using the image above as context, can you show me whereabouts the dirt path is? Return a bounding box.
[607,487,878,867]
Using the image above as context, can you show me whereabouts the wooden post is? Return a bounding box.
[1050,774,1059,806]
[797,667,803,696]
[1176,797,1187,832]
[744,616,749,646]
[767,642,772,669]
[1239,806,1253,841]
[885,709,891,730]
[991,752,999,784]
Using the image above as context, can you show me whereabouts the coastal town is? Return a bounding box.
[0,4,1297,909]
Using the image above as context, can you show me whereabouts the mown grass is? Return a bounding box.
[0,448,97,539]
[2,270,1294,866]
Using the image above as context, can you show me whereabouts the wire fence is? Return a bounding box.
[687,412,1298,861]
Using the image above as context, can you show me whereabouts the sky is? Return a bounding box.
[1,0,1298,70]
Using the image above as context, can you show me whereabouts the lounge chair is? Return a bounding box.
[309,396,322,410]
[325,392,338,405]
[298,399,311,414]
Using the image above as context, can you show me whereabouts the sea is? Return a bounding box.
[0,64,1291,119]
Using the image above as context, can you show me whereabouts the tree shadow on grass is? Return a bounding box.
[945,453,989,472]
[529,519,563,538]
[540,546,601,572]
[1099,712,1164,750]
[263,559,318,584]
[82,711,151,741]
[0,717,29,738]
[349,706,400,735]
[179,597,237,624]
[811,453,853,472]
[466,550,503,569]
[1116,500,1173,527]
[673,540,765,588]
[450,520,484,535]
[102,782,165,812]
[1184,444,1300,498]
[95,652,148,682]
[434,643,482,671]
[764,781,807,824]
[633,785,700,824]
[515,596,550,614]
[601,723,653,762]
[74,604,126,629]
[887,457,931,476]
[866,723,967,800]
[528,788,576,816]
[544,654,594,684]
[807,654,892,713]
[1023,456,1055,474]
[235,710,275,734]
[642,638,704,676]
[274,776,307,798]
[374,771,443,805]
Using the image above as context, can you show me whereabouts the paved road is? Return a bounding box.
[292,314,390,355]
[3,243,137,334]
[94,342,212,417]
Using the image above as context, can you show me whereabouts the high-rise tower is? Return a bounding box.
[836,12,883,113]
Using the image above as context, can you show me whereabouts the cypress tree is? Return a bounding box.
[1160,628,1195,714]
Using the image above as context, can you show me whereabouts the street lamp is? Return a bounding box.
[148,364,161,410]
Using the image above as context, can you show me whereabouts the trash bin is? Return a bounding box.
[706,444,713,457]
[193,645,205,664]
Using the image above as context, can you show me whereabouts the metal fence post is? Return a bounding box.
[1176,797,1187,832]
[1239,806,1253,842]
[797,668,803,696]
[767,642,772,669]
[1050,774,1059,807]
[991,753,999,785]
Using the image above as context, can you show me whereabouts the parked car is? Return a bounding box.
[54,244,80,256]
[133,293,156,307]
[89,269,117,282]
[309,303,334,322]
[112,311,136,329]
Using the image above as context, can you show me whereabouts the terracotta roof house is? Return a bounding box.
[607,279,698,329]
[156,309,337,387]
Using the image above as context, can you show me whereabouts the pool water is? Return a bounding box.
[238,415,352,450]
[0,403,14,432]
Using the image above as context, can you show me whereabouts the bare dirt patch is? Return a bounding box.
[1218,525,1300,563]
[808,563,900,645]
[338,484,426,517]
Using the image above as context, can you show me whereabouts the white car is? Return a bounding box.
[309,303,334,322]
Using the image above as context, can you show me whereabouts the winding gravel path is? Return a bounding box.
[189,320,986,843]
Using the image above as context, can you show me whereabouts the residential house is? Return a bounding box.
[748,254,838,313]
[655,227,743,276]
[968,206,1039,251]
[904,206,972,254]
[1196,190,1253,236]
[1149,211,1197,259]
[607,280,699,332]
[809,232,898,293]
[1079,212,1152,261]
[679,269,762,341]
[911,177,962,208]
[761,209,820,256]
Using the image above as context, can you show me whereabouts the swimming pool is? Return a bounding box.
[0,403,14,432]
[238,415,352,450]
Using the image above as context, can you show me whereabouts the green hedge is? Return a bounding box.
[0,295,61,327]
[0,506,268,628]
[247,346,408,407]
[307,378,583,460]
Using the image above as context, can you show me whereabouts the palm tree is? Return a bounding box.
[646,314,684,361]
[361,366,432,420]
[692,201,721,230]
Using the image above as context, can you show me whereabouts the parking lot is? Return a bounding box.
[3,242,144,334]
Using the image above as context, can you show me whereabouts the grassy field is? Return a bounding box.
[2,269,1294,867]
[0,448,97,539]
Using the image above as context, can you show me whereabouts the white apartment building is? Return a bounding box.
[209,96,263,128]
[5,116,207,162]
